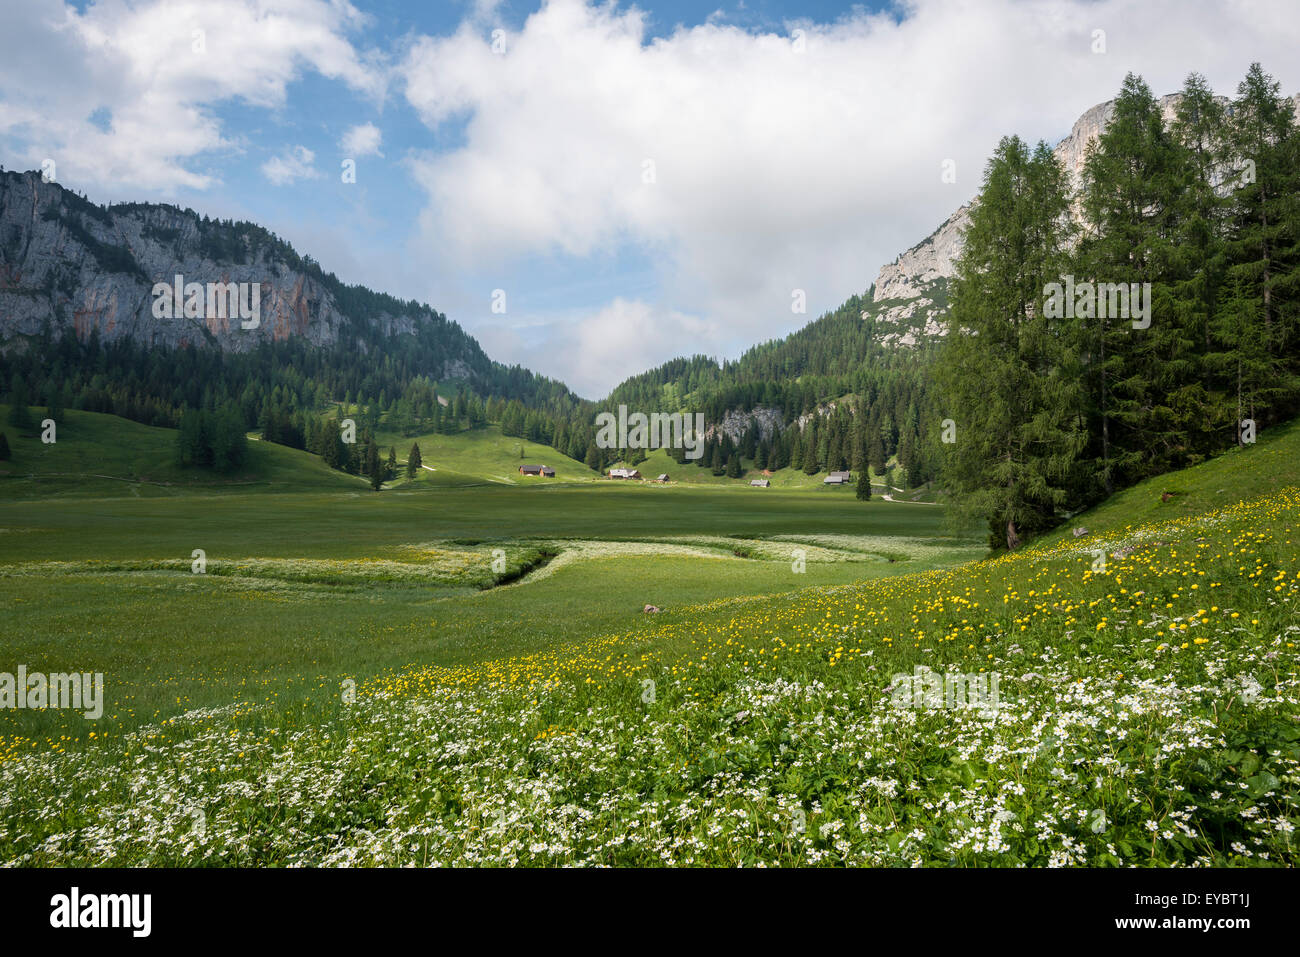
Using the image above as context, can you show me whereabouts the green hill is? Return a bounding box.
[1039,416,1300,544]
[374,422,593,487]
[0,405,364,497]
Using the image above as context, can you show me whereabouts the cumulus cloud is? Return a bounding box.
[341,122,383,157]
[475,297,723,399]
[400,0,1300,396]
[0,0,383,194]
[262,145,320,185]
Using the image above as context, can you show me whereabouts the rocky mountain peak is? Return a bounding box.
[867,91,1300,346]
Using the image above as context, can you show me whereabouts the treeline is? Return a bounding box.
[542,291,948,480]
[498,399,612,472]
[648,370,941,484]
[938,65,1300,550]
[494,362,942,483]
[0,326,584,464]
[604,293,943,426]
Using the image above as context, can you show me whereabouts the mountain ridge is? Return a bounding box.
[0,168,577,409]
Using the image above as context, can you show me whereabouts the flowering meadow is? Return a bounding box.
[2,477,1296,866]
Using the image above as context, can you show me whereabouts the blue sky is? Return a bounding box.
[3,0,1299,398]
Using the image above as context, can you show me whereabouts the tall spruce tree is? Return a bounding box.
[1169,72,1231,455]
[1078,73,1189,486]
[937,136,1086,550]
[802,419,821,474]
[365,436,383,490]
[1216,63,1300,436]
[855,472,871,501]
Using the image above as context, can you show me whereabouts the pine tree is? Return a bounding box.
[321,419,343,470]
[407,442,422,478]
[177,408,205,466]
[1078,73,1189,487]
[868,428,886,476]
[7,378,32,429]
[802,420,820,474]
[1217,63,1300,435]
[851,419,867,475]
[1169,72,1231,455]
[938,135,1086,550]
[386,445,397,480]
[365,436,383,490]
[43,380,65,420]
[210,403,247,472]
[856,473,871,501]
[898,427,918,488]
[0,432,10,460]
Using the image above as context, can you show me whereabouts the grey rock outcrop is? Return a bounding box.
[0,169,473,384]
[709,405,784,442]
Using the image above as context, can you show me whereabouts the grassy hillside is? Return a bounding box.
[0,405,364,497]
[1040,417,1300,543]
[1,415,1296,865]
[0,403,939,498]
[374,422,592,487]
[0,407,596,495]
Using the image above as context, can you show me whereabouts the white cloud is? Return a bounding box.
[0,0,383,194]
[341,122,383,157]
[5,0,1300,399]
[401,0,1300,396]
[261,145,320,185]
[474,298,722,399]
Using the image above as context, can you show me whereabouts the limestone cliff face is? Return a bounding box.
[708,406,784,443]
[867,92,1300,345]
[0,170,462,372]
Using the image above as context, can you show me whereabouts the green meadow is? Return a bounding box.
[1,409,1297,866]
[0,407,973,749]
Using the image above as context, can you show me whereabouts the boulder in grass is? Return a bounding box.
[1072,527,1088,537]
[643,604,661,614]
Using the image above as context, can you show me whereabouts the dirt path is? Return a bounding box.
[877,486,939,505]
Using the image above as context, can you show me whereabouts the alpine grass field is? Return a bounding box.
[1,413,1296,866]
